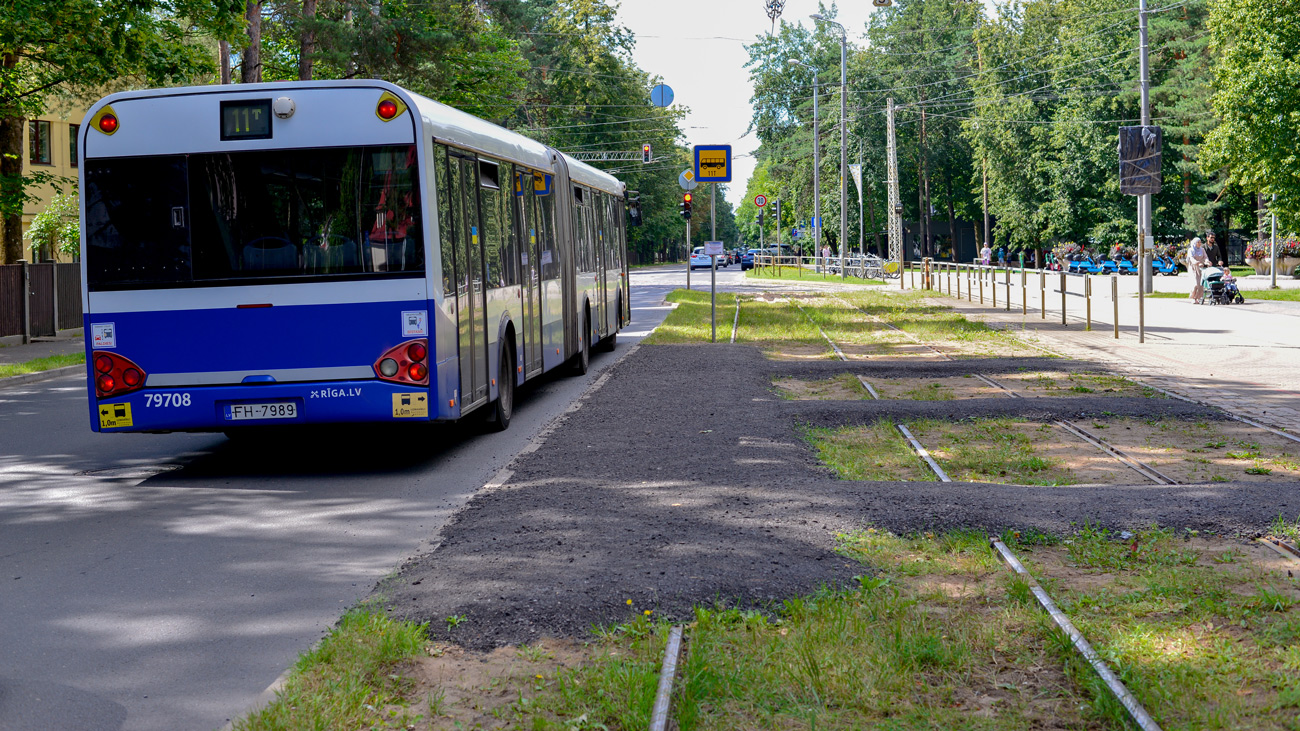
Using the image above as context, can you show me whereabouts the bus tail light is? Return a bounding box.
[374,339,428,385]
[94,352,147,398]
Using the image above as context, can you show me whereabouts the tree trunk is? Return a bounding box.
[0,52,23,263]
[220,41,232,84]
[946,173,957,262]
[919,107,930,258]
[299,0,317,81]
[242,2,263,84]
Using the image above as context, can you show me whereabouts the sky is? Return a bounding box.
[614,1,885,209]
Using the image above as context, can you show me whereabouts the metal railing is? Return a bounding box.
[904,258,1126,338]
[751,254,902,280]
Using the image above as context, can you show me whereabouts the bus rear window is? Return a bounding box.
[84,145,423,290]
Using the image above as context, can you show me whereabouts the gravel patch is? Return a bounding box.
[379,344,1300,650]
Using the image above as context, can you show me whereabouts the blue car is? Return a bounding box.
[741,250,756,270]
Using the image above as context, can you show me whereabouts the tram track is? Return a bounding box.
[812,294,1181,486]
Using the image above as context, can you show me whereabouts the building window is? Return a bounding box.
[29,120,51,165]
[69,124,79,167]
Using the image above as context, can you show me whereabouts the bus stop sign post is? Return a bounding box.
[693,146,730,343]
[705,240,725,342]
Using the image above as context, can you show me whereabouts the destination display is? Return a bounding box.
[221,100,273,140]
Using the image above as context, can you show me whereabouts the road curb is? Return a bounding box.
[0,364,84,390]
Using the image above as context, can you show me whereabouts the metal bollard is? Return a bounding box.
[957,265,961,299]
[966,266,972,302]
[1112,274,1119,339]
[1040,271,1046,319]
[992,268,997,308]
[1005,267,1011,311]
[1085,275,1092,331]
[1021,268,1027,315]
[979,271,984,304]
[1059,271,1067,325]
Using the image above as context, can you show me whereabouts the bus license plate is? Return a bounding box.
[226,402,297,421]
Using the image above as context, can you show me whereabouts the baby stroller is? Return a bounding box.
[1198,267,1245,305]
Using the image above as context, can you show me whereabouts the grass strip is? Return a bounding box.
[802,420,936,481]
[1147,287,1300,301]
[907,418,1076,485]
[642,289,739,344]
[745,267,884,286]
[1022,524,1300,729]
[837,290,1032,355]
[0,352,84,379]
[232,611,428,731]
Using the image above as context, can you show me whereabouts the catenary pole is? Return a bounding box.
[1137,0,1151,342]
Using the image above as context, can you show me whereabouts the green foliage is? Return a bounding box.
[1202,0,1300,232]
[23,191,78,259]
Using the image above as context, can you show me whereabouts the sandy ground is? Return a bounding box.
[379,345,1300,650]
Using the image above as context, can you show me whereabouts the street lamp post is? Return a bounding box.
[812,13,848,280]
[787,58,820,265]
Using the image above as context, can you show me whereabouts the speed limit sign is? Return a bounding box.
[754,194,767,207]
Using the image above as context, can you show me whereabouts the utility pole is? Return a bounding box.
[1138,0,1151,342]
[886,98,902,267]
[857,148,865,256]
[838,29,848,279]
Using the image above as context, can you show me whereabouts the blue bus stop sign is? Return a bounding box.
[651,83,674,108]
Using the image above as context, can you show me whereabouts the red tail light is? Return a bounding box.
[374,339,428,385]
[93,352,147,398]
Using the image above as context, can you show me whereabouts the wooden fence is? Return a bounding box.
[0,263,82,340]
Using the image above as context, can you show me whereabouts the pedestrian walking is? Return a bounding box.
[820,243,830,272]
[1187,236,1209,302]
[980,243,992,266]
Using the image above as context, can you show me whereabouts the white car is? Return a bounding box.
[689,247,713,270]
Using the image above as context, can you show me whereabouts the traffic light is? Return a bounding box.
[680,193,692,220]
[642,143,652,164]
[757,209,765,226]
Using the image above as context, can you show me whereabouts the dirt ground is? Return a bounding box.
[1089,418,1300,484]
[995,370,1154,398]
[378,344,1300,650]
[385,638,591,730]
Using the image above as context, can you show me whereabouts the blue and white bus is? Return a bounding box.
[79,81,628,435]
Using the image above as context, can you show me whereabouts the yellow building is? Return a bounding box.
[14,96,90,263]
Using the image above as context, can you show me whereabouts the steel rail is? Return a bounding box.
[990,539,1163,731]
[648,625,685,731]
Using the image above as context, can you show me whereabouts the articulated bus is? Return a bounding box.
[79,81,629,435]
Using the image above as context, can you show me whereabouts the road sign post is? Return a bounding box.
[705,241,724,343]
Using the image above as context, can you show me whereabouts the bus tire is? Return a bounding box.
[486,342,514,432]
[570,307,590,376]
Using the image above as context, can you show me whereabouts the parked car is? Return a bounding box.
[740,249,756,270]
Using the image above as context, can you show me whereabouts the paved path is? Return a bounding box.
[0,335,83,365]
[913,266,1300,435]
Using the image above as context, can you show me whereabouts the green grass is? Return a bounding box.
[0,351,84,379]
[907,418,1076,485]
[1024,525,1300,729]
[745,266,885,286]
[1147,287,1300,301]
[642,289,740,344]
[802,420,936,481]
[838,289,1032,354]
[670,530,1089,729]
[232,611,429,730]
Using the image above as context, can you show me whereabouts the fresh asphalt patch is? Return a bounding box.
[380,344,1300,649]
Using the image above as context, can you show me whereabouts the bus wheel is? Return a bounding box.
[570,309,590,376]
[486,344,514,432]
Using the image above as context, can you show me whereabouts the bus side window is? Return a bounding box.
[499,161,518,288]
[435,144,457,299]
[535,175,558,282]
[478,159,503,287]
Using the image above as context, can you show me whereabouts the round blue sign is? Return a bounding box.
[650,83,675,108]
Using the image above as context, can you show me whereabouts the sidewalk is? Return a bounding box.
[0,334,83,366]
[920,269,1300,434]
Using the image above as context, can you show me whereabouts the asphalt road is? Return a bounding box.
[0,268,687,731]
